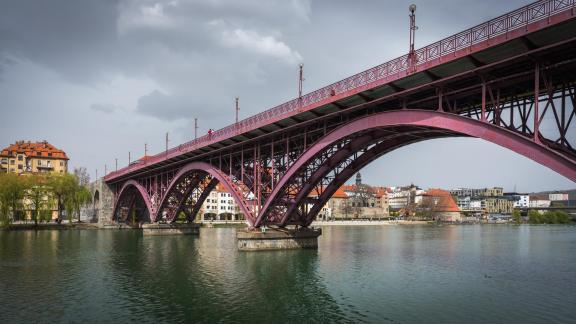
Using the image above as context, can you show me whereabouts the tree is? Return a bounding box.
[0,173,30,224]
[26,174,51,226]
[73,167,90,187]
[47,173,76,222]
[72,184,91,223]
[512,209,521,224]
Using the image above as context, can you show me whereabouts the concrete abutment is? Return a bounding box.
[236,228,322,251]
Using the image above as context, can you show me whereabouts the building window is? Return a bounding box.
[17,165,23,170]
[10,160,15,165]
[17,155,23,161]
[48,153,52,157]
[60,161,64,166]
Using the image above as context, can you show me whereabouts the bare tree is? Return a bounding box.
[73,167,90,187]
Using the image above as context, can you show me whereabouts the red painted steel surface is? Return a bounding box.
[112,180,154,221]
[105,0,576,182]
[254,110,576,227]
[151,162,254,223]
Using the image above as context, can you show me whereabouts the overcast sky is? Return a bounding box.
[0,0,573,192]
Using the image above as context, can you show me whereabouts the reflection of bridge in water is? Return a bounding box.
[97,0,576,242]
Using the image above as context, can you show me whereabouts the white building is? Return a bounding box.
[513,195,530,208]
[469,199,483,210]
[388,185,421,210]
[549,193,569,201]
[529,199,551,208]
[201,184,242,221]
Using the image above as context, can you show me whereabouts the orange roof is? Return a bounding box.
[0,140,68,160]
[425,188,460,212]
[332,186,348,198]
[372,186,389,198]
[307,185,348,199]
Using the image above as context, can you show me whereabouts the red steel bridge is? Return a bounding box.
[104,0,576,229]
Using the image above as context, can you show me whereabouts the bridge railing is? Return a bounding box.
[105,0,575,181]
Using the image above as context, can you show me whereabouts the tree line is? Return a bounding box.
[0,169,91,227]
[512,209,574,224]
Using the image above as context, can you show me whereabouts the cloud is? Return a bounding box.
[220,28,302,64]
[136,89,222,121]
[90,103,121,113]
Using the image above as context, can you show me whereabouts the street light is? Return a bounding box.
[408,4,418,73]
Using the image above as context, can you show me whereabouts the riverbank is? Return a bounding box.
[1,223,100,231]
[312,220,430,226]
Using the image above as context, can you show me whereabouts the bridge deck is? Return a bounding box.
[105,0,576,184]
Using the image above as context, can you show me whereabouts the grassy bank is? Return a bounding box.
[1,223,99,231]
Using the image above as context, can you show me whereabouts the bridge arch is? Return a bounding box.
[256,110,576,227]
[113,180,153,224]
[155,162,255,225]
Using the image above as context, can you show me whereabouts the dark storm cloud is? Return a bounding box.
[0,0,125,83]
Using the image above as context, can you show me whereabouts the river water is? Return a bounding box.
[1,225,575,323]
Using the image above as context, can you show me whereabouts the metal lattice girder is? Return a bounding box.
[254,110,576,227]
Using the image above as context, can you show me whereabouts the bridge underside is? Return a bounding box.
[106,2,576,229]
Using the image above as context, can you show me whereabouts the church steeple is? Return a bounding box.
[355,172,362,187]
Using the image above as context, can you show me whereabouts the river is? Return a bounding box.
[1,225,575,323]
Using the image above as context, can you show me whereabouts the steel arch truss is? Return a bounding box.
[113,180,152,224]
[255,110,576,228]
[118,162,256,224]
[155,170,215,222]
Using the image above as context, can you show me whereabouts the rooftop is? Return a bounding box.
[0,140,68,160]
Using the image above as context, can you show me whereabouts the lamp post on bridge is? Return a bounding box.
[408,4,418,73]
[165,132,169,158]
[298,63,305,111]
[235,97,240,123]
[298,63,304,99]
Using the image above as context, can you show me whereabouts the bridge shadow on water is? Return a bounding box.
[104,228,350,323]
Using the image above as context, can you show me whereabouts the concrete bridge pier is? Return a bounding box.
[236,227,322,251]
[142,223,200,236]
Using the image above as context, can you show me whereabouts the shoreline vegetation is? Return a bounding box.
[0,171,91,228]
[2,218,575,231]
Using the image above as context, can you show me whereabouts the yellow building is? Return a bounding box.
[484,187,504,197]
[0,140,68,174]
[485,197,514,214]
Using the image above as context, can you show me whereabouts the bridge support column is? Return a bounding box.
[88,178,114,226]
[236,228,321,251]
[142,223,200,236]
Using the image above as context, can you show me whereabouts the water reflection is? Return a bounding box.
[1,226,575,323]
[103,229,347,323]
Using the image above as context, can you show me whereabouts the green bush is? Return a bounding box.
[528,210,572,224]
